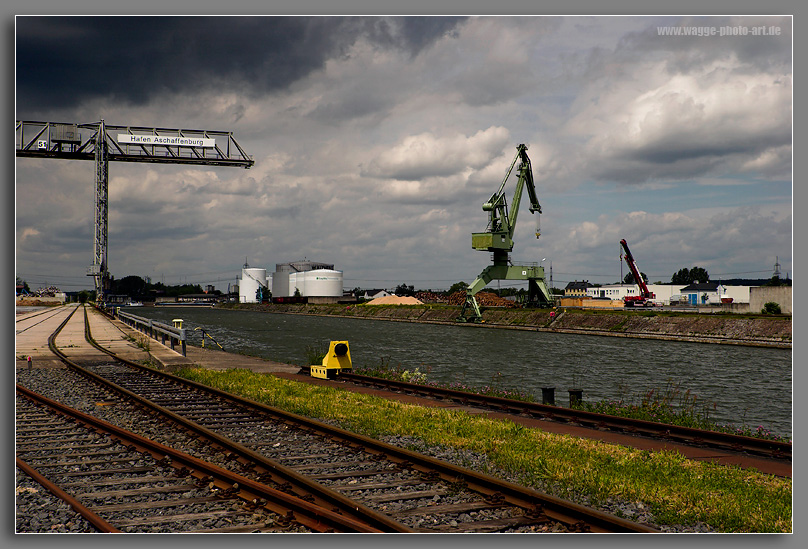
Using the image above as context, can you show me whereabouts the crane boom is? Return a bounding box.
[620,238,655,306]
[473,144,542,253]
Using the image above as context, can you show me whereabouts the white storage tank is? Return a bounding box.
[290,271,306,297]
[272,264,292,298]
[272,272,290,298]
[239,267,267,303]
[303,269,343,297]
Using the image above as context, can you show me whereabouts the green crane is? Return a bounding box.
[458,144,552,322]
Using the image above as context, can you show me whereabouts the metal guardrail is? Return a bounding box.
[116,310,187,356]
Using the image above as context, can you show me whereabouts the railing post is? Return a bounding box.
[180,328,186,356]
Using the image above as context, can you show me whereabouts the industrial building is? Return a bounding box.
[582,283,754,306]
[237,259,344,304]
[271,259,344,304]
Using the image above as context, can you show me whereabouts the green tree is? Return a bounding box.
[671,266,710,285]
[765,275,789,287]
[16,276,30,294]
[624,271,648,285]
[115,275,147,297]
[690,267,709,284]
[671,268,691,284]
[395,283,415,296]
[447,281,469,294]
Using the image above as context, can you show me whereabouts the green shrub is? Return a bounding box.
[762,302,782,315]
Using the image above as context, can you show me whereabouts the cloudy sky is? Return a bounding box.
[15,15,792,294]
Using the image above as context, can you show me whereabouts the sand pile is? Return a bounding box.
[366,295,424,305]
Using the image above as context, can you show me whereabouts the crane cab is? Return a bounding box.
[472,231,513,252]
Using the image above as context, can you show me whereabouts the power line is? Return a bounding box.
[710,270,773,276]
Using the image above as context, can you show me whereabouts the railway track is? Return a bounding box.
[16,385,376,533]
[336,372,791,462]
[15,305,71,334]
[18,304,658,533]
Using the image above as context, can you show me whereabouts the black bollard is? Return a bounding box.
[541,387,556,405]
[568,389,583,407]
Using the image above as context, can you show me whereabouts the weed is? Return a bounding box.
[304,342,328,365]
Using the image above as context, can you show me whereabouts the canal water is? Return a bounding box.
[126,307,792,437]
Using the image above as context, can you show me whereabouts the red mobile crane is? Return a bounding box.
[620,239,655,307]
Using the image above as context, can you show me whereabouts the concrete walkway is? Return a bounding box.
[15,305,299,375]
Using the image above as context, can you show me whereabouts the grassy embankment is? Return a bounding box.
[175,366,791,533]
[223,302,792,346]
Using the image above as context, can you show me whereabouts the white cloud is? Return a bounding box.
[362,127,511,181]
[565,54,791,183]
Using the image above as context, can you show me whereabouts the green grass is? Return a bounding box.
[174,366,791,533]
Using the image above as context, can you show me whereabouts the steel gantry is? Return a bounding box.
[16,120,254,303]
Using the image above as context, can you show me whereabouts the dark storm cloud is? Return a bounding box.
[15,16,465,115]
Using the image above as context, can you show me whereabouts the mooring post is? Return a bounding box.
[568,389,583,407]
[541,387,555,405]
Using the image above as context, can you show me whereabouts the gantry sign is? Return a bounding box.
[16,120,254,302]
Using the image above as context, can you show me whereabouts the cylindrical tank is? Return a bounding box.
[272,272,289,297]
[290,271,306,297]
[273,264,292,297]
[303,269,343,297]
[239,267,267,303]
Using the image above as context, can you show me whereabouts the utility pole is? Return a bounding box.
[550,261,553,294]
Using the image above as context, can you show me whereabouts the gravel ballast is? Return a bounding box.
[16,366,714,533]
